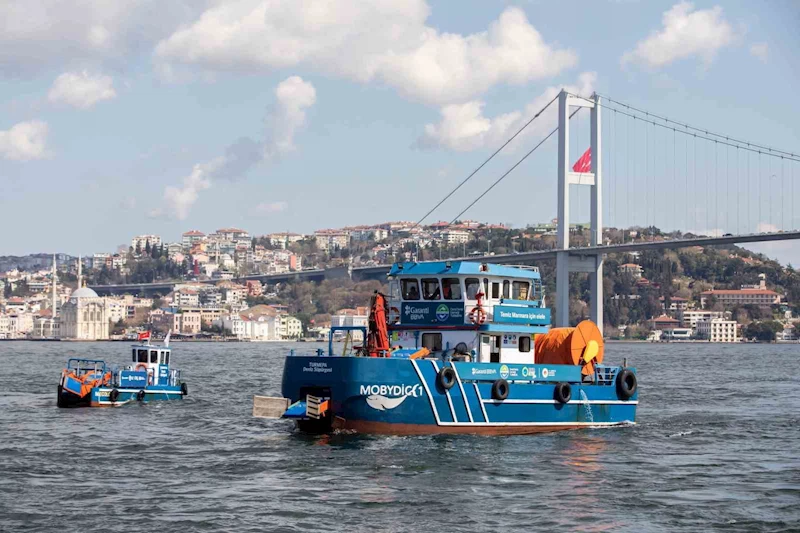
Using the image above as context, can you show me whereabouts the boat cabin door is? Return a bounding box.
[480,335,501,363]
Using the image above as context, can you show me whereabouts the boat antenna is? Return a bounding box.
[164,329,171,347]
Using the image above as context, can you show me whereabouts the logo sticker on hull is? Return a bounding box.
[361,384,422,411]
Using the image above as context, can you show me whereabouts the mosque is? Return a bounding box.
[58,257,109,340]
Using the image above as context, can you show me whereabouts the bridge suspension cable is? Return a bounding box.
[596,93,800,160]
[412,92,560,230]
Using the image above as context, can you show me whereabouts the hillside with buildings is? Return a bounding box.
[0,221,797,342]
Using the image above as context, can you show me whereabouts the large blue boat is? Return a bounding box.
[255,261,638,435]
[57,333,187,408]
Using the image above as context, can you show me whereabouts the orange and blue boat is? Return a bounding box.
[57,332,187,407]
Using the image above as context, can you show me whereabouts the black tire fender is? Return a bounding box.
[616,369,637,400]
[436,367,456,390]
[553,382,572,404]
[491,379,509,401]
[136,390,146,402]
[181,383,188,396]
[109,389,120,403]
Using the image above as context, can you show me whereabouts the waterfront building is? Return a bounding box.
[700,288,780,309]
[661,328,693,340]
[278,315,303,339]
[697,318,738,343]
[59,258,109,340]
[679,310,728,330]
[650,315,680,331]
[174,309,202,334]
[660,296,689,313]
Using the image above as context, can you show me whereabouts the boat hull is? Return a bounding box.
[57,385,184,408]
[281,356,637,436]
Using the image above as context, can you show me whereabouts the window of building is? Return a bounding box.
[519,336,531,352]
[401,279,420,300]
[465,278,481,299]
[512,281,530,300]
[421,333,442,351]
[502,280,510,299]
[137,349,148,363]
[422,279,441,300]
[442,278,462,300]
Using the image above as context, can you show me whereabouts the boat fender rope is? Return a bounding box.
[491,379,509,401]
[468,307,487,325]
[436,367,456,390]
[553,382,572,404]
[616,369,637,400]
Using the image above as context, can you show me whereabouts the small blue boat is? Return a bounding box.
[57,332,187,408]
[255,261,638,435]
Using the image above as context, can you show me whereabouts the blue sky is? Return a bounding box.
[1,0,799,264]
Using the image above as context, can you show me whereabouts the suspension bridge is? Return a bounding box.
[91,90,800,328]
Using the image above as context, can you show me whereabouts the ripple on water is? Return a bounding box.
[1,341,799,532]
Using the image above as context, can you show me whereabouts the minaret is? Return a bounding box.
[51,254,58,316]
[77,256,82,288]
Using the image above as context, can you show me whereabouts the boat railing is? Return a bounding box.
[594,365,619,385]
[499,265,540,273]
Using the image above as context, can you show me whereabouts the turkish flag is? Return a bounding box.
[138,331,151,341]
[572,148,592,173]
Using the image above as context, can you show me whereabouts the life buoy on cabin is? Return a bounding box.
[491,379,509,401]
[436,367,456,390]
[468,307,487,325]
[616,369,637,400]
[553,382,572,404]
[134,363,148,373]
[388,307,401,324]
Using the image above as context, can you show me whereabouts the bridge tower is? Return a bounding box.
[555,91,603,331]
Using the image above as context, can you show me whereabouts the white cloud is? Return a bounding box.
[160,76,315,220]
[621,2,735,69]
[48,71,117,109]
[155,2,576,106]
[686,228,724,237]
[253,201,288,215]
[418,72,596,152]
[0,1,203,74]
[0,120,50,161]
[750,42,768,62]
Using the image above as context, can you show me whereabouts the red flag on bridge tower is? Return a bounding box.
[572,148,592,173]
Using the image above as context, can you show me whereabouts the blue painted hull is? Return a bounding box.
[281,356,637,435]
[57,385,184,408]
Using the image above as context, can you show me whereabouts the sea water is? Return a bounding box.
[0,341,798,532]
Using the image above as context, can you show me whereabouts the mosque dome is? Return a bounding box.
[71,287,99,299]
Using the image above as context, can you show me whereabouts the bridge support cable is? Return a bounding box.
[568,91,800,240]
[412,92,560,230]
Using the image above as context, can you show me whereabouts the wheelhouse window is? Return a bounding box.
[137,349,148,363]
[164,352,170,365]
[465,278,481,299]
[491,282,500,299]
[401,279,420,300]
[512,281,530,300]
[150,350,158,363]
[421,333,442,351]
[442,278,462,300]
[502,280,510,299]
[519,336,531,353]
[422,278,441,300]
